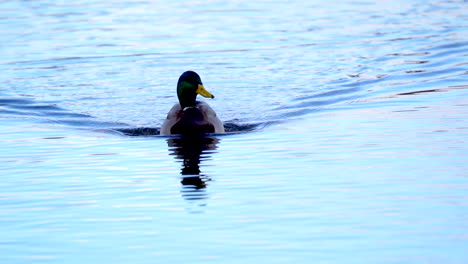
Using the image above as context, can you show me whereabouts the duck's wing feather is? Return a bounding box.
[196,101,225,133]
[160,103,182,135]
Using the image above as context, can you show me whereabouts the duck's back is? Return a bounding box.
[160,101,224,135]
[171,106,215,135]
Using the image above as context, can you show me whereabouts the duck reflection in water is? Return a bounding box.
[166,135,220,201]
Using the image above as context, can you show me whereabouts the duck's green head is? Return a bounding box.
[177,71,214,108]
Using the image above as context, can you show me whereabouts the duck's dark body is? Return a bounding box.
[161,101,224,135]
[170,106,215,135]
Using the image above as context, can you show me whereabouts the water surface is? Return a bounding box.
[1,0,467,263]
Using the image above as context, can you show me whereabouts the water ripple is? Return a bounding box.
[1,0,468,263]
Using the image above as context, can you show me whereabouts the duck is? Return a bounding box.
[160,71,224,136]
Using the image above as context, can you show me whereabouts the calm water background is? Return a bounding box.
[1,0,468,263]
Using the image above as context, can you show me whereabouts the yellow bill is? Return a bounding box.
[196,84,215,99]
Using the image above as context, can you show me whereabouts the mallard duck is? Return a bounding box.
[160,71,224,135]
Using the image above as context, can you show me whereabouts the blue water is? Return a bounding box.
[1,0,468,263]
